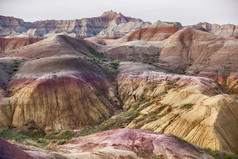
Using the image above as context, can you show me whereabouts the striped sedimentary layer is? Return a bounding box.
[0,56,119,133]
[115,62,238,154]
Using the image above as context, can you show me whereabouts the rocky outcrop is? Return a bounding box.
[193,22,238,37]
[57,128,213,159]
[0,37,44,51]
[0,11,150,38]
[115,62,238,154]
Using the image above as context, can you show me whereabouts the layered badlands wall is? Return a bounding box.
[116,62,238,154]
[0,11,150,38]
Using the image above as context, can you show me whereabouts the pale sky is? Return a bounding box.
[0,0,237,25]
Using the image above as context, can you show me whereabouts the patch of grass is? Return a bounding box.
[203,148,220,158]
[0,128,28,142]
[200,147,238,159]
[175,136,187,143]
[26,142,40,147]
[223,155,238,159]
[44,130,74,140]
[78,125,109,136]
[184,103,193,109]
[87,46,104,59]
[26,129,45,138]
[122,110,140,117]
[13,67,18,71]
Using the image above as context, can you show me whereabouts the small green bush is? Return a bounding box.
[111,60,119,69]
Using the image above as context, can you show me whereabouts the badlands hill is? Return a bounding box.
[0,12,238,159]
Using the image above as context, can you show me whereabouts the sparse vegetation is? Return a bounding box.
[44,130,74,140]
[57,139,67,145]
[87,46,104,58]
[78,125,109,136]
[111,60,119,69]
[184,103,193,109]
[94,89,102,96]
[122,110,140,117]
[0,128,28,142]
[174,136,187,143]
[25,129,45,138]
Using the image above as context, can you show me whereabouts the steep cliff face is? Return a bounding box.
[193,22,238,37]
[0,11,150,38]
[115,62,238,154]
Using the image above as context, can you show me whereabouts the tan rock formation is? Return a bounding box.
[116,62,238,154]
